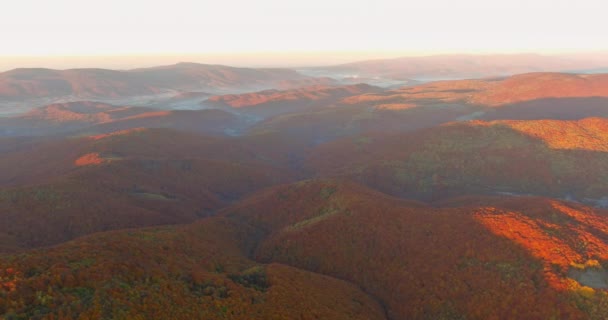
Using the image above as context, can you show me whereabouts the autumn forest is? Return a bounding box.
[2,55,608,319]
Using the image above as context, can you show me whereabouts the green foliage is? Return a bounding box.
[63,287,95,306]
[228,267,269,292]
[320,186,337,199]
[68,258,96,270]
[190,281,229,299]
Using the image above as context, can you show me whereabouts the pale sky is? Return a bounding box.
[0,0,607,68]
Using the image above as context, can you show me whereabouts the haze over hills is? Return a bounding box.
[205,83,382,118]
[5,53,608,319]
[4,53,608,117]
[5,71,608,139]
[0,101,248,136]
[4,0,608,315]
[0,63,336,116]
[0,63,315,100]
[310,53,608,81]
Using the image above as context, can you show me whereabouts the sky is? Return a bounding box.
[0,0,607,69]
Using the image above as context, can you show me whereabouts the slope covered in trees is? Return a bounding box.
[0,63,316,101]
[3,70,608,319]
[3,179,608,319]
[0,101,247,136]
[205,84,381,118]
[306,119,608,203]
[0,128,296,251]
[225,180,608,319]
[0,213,385,319]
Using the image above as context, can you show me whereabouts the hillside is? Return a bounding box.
[0,128,295,251]
[5,72,608,141]
[0,128,272,187]
[0,157,291,251]
[3,179,608,319]
[306,118,608,203]
[0,213,385,319]
[470,73,608,106]
[487,118,608,152]
[0,63,316,102]
[341,72,608,109]
[0,101,247,136]
[224,180,608,319]
[246,73,608,147]
[205,83,381,118]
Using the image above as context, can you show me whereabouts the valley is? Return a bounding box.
[3,55,608,319]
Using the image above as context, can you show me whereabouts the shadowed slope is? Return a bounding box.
[0,215,385,319]
[306,119,608,203]
[0,128,304,187]
[0,128,297,250]
[219,179,608,319]
[3,178,608,319]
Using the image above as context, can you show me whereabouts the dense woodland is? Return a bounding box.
[2,69,608,319]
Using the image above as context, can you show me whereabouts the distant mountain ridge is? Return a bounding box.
[312,53,608,80]
[0,62,314,101]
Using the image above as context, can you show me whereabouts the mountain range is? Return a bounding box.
[3,55,608,319]
[3,53,608,114]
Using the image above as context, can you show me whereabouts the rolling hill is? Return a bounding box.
[205,83,381,118]
[306,118,608,204]
[340,72,608,113]
[0,63,319,102]
[0,101,247,136]
[231,179,608,319]
[2,179,608,319]
[4,63,608,320]
[245,72,608,147]
[0,128,298,251]
[0,212,385,319]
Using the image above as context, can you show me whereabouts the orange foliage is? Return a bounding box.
[461,198,608,291]
[474,209,581,289]
[0,215,385,320]
[208,84,378,108]
[373,103,418,110]
[497,118,608,152]
[74,152,105,166]
[24,102,115,123]
[224,180,595,319]
[88,128,146,140]
[2,177,608,318]
[0,268,20,293]
[4,68,608,320]
[118,110,172,120]
[470,73,608,106]
[339,73,608,112]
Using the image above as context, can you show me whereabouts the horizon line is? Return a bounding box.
[1,50,607,73]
